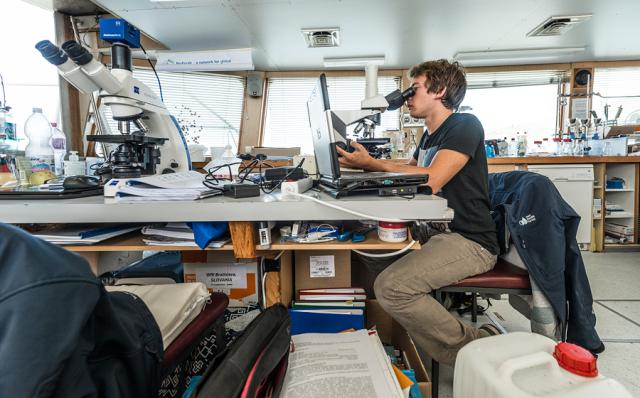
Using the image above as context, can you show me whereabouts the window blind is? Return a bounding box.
[100,69,245,153]
[263,76,401,155]
[592,67,640,125]
[466,70,567,89]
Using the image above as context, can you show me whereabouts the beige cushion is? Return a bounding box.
[106,283,210,349]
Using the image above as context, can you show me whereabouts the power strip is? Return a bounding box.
[281,176,313,198]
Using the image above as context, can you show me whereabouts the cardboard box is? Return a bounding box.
[250,147,300,157]
[367,299,432,398]
[294,250,351,295]
[183,251,257,306]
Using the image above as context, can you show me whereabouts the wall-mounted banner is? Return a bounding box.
[155,48,254,72]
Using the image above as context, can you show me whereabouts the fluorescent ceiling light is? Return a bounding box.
[323,56,385,68]
[454,47,586,63]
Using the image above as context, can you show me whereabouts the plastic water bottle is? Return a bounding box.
[517,132,528,157]
[50,122,67,176]
[506,138,515,157]
[24,108,54,172]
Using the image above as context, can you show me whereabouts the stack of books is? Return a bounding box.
[289,287,366,335]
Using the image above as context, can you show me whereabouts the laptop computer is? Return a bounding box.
[307,73,428,197]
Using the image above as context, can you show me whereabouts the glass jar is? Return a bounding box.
[552,137,562,156]
[562,139,573,156]
[532,140,543,156]
[573,139,585,156]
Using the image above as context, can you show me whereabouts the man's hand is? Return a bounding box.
[336,140,375,170]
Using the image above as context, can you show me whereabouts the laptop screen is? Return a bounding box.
[306,74,346,180]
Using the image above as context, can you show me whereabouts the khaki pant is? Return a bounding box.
[373,232,497,366]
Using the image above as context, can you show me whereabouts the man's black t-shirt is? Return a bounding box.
[413,113,499,254]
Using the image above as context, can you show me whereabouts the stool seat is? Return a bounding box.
[447,259,530,290]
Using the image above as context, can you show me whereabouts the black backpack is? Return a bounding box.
[192,304,291,398]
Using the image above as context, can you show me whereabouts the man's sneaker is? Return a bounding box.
[478,323,503,338]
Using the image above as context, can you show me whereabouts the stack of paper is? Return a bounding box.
[280,330,404,398]
[115,171,224,202]
[32,224,140,245]
[141,223,230,247]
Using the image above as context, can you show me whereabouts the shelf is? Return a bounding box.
[604,212,634,219]
[62,233,235,252]
[62,231,421,252]
[605,188,634,192]
[604,243,640,249]
[594,186,603,189]
[270,231,421,251]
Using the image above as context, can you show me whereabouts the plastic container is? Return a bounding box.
[64,151,86,176]
[50,122,67,176]
[378,221,408,243]
[24,108,54,172]
[453,332,633,398]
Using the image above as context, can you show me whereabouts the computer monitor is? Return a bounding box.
[306,73,347,180]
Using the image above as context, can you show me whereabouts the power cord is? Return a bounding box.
[285,192,408,223]
[0,72,6,109]
[353,240,417,258]
[140,43,164,102]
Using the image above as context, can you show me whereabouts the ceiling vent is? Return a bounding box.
[527,15,591,37]
[302,28,340,48]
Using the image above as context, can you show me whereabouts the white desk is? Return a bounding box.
[0,192,452,223]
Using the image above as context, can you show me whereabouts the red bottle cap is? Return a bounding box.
[553,342,598,377]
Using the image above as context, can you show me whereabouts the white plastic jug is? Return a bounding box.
[453,332,633,398]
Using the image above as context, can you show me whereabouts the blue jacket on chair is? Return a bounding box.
[488,171,604,353]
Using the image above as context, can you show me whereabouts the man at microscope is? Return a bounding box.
[336,59,500,366]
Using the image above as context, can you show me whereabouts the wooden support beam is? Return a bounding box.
[229,221,257,259]
[54,12,84,155]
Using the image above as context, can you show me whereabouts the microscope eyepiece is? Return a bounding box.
[385,86,416,111]
[61,40,94,66]
[35,40,68,66]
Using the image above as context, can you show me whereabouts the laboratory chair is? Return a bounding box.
[430,258,532,398]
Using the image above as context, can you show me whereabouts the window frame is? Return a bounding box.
[259,70,405,152]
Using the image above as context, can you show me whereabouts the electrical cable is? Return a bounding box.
[139,43,164,102]
[353,240,417,258]
[258,158,306,195]
[286,192,408,223]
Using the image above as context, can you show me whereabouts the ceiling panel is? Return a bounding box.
[91,0,640,70]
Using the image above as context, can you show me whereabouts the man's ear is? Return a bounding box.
[434,87,447,100]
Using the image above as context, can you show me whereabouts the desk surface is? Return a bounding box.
[0,191,452,223]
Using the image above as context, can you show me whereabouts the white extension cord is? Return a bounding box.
[280,177,314,198]
[285,191,418,258]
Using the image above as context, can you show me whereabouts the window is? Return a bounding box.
[101,70,245,154]
[592,67,640,125]
[0,3,59,149]
[263,76,401,155]
[460,70,566,141]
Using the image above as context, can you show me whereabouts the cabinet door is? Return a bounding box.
[528,165,594,245]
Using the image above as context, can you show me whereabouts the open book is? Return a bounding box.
[115,171,224,201]
[280,330,404,398]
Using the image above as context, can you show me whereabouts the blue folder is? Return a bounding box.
[288,309,364,335]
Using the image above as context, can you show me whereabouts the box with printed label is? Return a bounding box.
[183,251,257,306]
[294,250,351,295]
